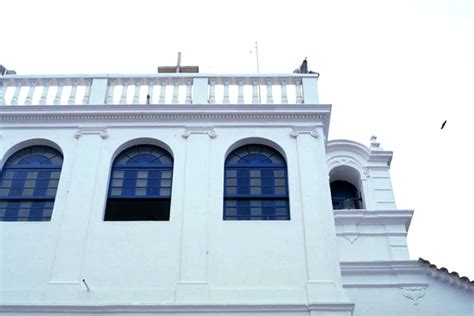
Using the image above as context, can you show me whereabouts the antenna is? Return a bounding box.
[254,41,260,74]
[176,52,181,73]
[250,42,261,103]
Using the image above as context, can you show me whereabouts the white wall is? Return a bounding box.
[0,125,344,307]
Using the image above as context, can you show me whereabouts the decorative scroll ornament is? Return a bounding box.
[290,127,320,138]
[401,286,427,305]
[181,127,216,139]
[74,127,108,139]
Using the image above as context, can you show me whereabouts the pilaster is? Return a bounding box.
[45,128,106,302]
[175,127,215,302]
[292,126,351,311]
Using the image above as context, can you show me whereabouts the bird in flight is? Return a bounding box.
[441,120,447,129]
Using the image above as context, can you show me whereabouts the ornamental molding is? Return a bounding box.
[74,127,108,139]
[289,126,322,138]
[340,260,423,274]
[181,127,217,139]
[401,286,427,305]
[0,105,330,123]
[1,113,328,122]
[342,234,359,244]
[0,303,354,313]
[334,209,414,230]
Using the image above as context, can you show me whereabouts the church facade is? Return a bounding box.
[0,71,472,315]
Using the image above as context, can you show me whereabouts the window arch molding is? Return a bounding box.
[109,137,174,166]
[224,137,288,164]
[1,139,63,170]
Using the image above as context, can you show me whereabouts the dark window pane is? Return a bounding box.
[105,198,171,221]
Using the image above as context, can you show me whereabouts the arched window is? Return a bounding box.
[105,145,173,221]
[0,146,63,221]
[330,180,362,209]
[224,144,290,220]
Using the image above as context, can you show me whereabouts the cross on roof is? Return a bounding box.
[157,52,199,73]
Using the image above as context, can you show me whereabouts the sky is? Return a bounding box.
[1,0,473,277]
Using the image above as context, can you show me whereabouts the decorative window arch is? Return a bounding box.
[224,144,290,220]
[104,145,173,221]
[0,146,63,221]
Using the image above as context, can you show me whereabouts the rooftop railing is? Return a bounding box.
[0,74,319,106]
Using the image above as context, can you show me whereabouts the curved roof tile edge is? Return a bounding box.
[419,258,474,290]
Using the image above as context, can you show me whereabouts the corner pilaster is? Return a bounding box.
[292,126,352,312]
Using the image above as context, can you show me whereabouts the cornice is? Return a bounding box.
[334,209,414,230]
[0,105,331,135]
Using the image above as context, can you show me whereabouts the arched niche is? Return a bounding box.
[329,165,364,209]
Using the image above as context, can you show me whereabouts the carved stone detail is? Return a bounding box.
[401,286,427,305]
[290,126,321,138]
[342,234,359,244]
[182,127,216,139]
[0,112,328,123]
[74,127,108,139]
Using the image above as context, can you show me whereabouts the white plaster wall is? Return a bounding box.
[0,125,340,306]
[345,279,474,316]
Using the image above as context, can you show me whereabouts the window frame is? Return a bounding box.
[0,145,63,222]
[223,144,290,221]
[104,145,174,221]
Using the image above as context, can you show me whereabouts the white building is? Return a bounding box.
[0,71,473,315]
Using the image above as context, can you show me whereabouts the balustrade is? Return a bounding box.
[0,74,319,106]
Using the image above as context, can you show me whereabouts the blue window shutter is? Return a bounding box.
[0,146,63,221]
[224,144,290,221]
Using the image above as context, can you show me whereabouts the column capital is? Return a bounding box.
[290,126,322,138]
[74,127,108,139]
[182,126,216,139]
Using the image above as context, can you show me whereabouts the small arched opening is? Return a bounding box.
[329,165,363,210]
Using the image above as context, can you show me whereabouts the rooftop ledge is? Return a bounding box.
[0,73,320,107]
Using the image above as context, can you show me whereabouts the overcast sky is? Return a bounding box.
[2,0,473,277]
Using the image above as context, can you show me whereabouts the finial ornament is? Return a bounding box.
[370,135,381,150]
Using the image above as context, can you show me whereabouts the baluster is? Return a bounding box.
[0,82,5,105]
[82,81,91,105]
[185,81,192,104]
[147,80,154,104]
[252,81,259,104]
[40,80,50,105]
[25,81,36,105]
[237,81,244,104]
[120,80,129,104]
[172,81,179,104]
[11,83,21,105]
[54,81,64,105]
[208,80,216,104]
[280,80,288,104]
[68,80,78,105]
[266,81,273,104]
[132,80,141,104]
[105,81,115,104]
[295,81,303,104]
[223,80,230,104]
[159,81,166,104]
